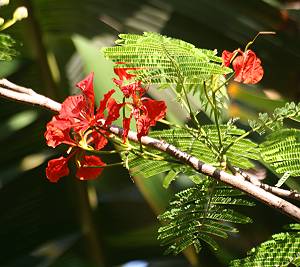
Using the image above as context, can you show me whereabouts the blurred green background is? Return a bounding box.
[0,0,299,266]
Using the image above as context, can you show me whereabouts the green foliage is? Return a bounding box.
[0,34,17,61]
[229,224,300,267]
[102,32,231,88]
[158,179,254,254]
[191,74,230,121]
[125,126,259,187]
[249,102,300,135]
[260,129,300,177]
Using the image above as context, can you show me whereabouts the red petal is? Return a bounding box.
[46,156,70,183]
[120,82,141,98]
[122,116,132,142]
[105,98,123,126]
[222,50,235,67]
[76,72,95,108]
[113,66,143,98]
[60,95,86,121]
[97,89,115,117]
[222,49,243,66]
[114,67,136,80]
[91,131,108,150]
[136,115,151,139]
[233,50,264,84]
[76,155,105,180]
[44,116,75,148]
[141,98,167,126]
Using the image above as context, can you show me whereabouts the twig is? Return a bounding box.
[0,80,300,221]
[229,165,300,201]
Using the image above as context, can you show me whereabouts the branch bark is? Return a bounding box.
[1,79,300,221]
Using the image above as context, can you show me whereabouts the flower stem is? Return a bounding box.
[85,162,124,168]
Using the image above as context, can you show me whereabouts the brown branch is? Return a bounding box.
[229,165,300,201]
[0,79,61,112]
[0,80,300,221]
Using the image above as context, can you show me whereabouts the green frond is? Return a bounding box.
[163,170,180,189]
[102,32,231,87]
[249,102,300,134]
[158,179,254,255]
[229,224,300,267]
[260,129,300,177]
[0,34,17,61]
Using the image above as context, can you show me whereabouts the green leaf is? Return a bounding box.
[0,34,17,61]
[260,129,300,177]
[163,170,180,189]
[275,171,292,187]
[249,102,300,135]
[103,32,231,88]
[158,179,254,255]
[229,224,300,267]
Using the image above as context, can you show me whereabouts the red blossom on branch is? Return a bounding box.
[113,65,167,141]
[45,73,121,182]
[222,49,264,84]
[113,65,143,98]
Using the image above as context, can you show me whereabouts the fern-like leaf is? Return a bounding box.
[158,179,254,254]
[249,102,300,135]
[229,224,300,267]
[260,128,300,177]
[103,32,231,87]
[0,34,17,61]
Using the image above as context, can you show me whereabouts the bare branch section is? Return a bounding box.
[0,79,61,112]
[0,79,300,221]
[230,166,300,201]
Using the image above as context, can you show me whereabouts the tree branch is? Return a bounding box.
[1,79,300,221]
[0,79,61,112]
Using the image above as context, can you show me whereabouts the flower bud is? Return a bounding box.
[13,6,28,21]
[0,17,4,26]
[0,0,9,7]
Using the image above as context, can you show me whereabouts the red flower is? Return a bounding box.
[45,73,122,182]
[113,66,167,141]
[46,156,70,183]
[76,154,105,180]
[46,150,106,183]
[113,65,144,98]
[122,96,167,141]
[222,49,264,84]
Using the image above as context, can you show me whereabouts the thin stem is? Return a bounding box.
[182,84,199,127]
[223,109,300,154]
[122,97,126,119]
[87,149,128,155]
[203,81,215,109]
[0,19,16,31]
[213,72,235,94]
[212,91,222,149]
[244,31,276,52]
[169,85,191,116]
[86,162,124,168]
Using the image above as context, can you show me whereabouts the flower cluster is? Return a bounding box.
[222,49,264,84]
[113,66,167,141]
[45,71,167,182]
